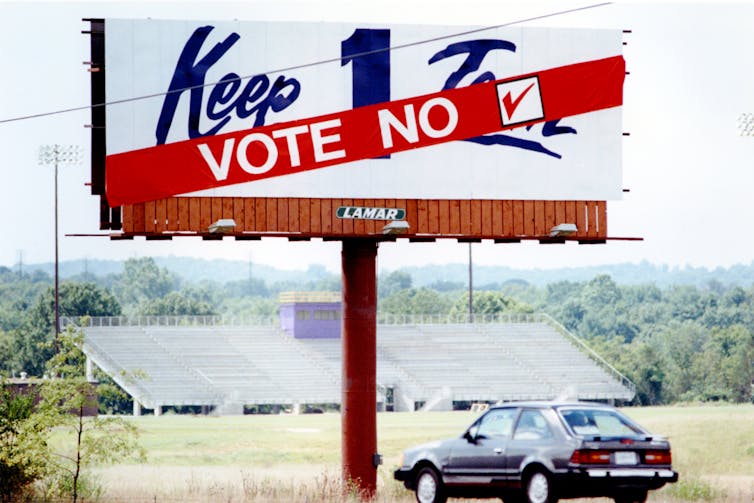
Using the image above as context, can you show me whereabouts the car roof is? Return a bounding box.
[488,400,617,411]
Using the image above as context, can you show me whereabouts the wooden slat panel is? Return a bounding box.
[460,200,471,235]
[502,200,513,236]
[122,205,133,233]
[492,200,503,236]
[277,198,288,233]
[595,201,607,238]
[144,201,155,233]
[166,198,178,231]
[245,198,256,231]
[533,200,545,236]
[222,198,234,219]
[439,200,450,234]
[330,198,343,234]
[417,200,428,234]
[544,201,554,231]
[406,199,419,231]
[340,198,353,234]
[115,196,608,239]
[427,200,439,234]
[565,201,577,232]
[352,199,364,234]
[449,200,461,234]
[481,200,492,236]
[576,201,587,237]
[255,199,266,231]
[321,199,332,234]
[362,199,377,235]
[512,201,524,235]
[182,198,194,231]
[299,198,310,233]
[586,201,595,237]
[132,203,145,233]
[310,199,321,234]
[523,201,535,236]
[287,198,299,232]
[266,198,278,231]
[211,198,223,225]
[553,201,560,226]
[233,198,245,232]
[200,198,212,232]
[155,199,166,233]
[470,199,482,235]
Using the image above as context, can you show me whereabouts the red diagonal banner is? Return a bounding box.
[106,55,624,207]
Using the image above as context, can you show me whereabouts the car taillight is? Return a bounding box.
[570,449,611,464]
[644,450,672,465]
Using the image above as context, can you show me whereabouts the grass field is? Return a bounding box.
[72,404,754,502]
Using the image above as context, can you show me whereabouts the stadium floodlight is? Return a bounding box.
[38,144,84,353]
[382,220,410,235]
[738,113,754,136]
[550,223,578,237]
[209,218,236,234]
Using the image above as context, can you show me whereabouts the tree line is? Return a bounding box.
[1,258,752,406]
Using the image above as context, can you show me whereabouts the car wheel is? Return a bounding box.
[523,469,557,503]
[414,467,447,503]
[613,490,648,503]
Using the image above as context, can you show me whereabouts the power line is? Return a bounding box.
[0,2,611,125]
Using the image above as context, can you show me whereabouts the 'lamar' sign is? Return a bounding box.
[336,207,406,220]
[105,20,625,206]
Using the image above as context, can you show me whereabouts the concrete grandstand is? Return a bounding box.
[74,305,635,415]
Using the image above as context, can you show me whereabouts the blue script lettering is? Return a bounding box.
[155,26,301,145]
[429,39,577,158]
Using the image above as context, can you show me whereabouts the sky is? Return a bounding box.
[1,0,753,275]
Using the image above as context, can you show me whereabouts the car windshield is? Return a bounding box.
[559,407,646,438]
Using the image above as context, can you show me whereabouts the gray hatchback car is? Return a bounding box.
[394,401,677,503]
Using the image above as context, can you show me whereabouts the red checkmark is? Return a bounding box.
[501,82,536,119]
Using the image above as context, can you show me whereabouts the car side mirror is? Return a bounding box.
[464,430,477,444]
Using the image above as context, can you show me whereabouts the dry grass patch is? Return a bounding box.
[77,405,753,502]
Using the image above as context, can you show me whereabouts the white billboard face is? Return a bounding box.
[105,19,624,206]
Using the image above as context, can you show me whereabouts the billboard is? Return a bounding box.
[103,20,625,208]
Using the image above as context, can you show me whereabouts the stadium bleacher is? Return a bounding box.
[80,317,635,414]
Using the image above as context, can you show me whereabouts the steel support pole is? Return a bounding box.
[54,159,60,352]
[341,238,378,498]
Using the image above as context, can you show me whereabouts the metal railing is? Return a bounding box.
[376,312,544,325]
[62,315,279,328]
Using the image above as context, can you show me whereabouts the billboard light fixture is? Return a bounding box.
[382,220,410,235]
[208,218,236,234]
[550,223,577,237]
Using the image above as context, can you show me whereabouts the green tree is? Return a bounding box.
[14,283,121,377]
[692,325,754,402]
[449,291,533,318]
[136,290,216,316]
[0,381,47,501]
[40,329,145,502]
[115,257,178,308]
[379,288,452,315]
[378,270,412,299]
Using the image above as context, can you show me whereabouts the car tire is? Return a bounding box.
[613,490,648,503]
[414,466,447,503]
[523,469,557,503]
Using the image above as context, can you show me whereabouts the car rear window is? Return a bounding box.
[559,407,646,438]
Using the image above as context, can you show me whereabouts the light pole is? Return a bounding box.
[468,242,474,323]
[38,144,83,352]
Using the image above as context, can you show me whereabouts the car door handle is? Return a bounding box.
[494,448,504,455]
